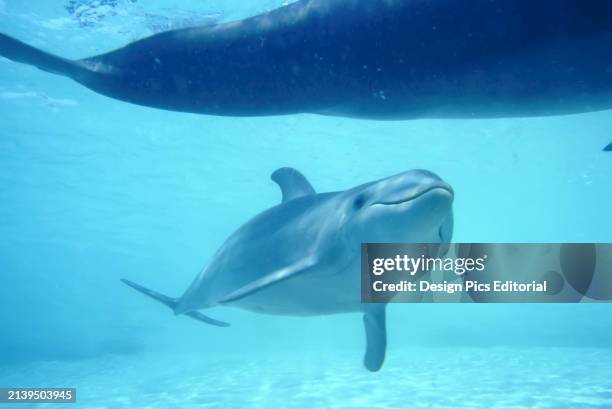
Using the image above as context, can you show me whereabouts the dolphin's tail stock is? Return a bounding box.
[0,33,86,79]
[120,279,230,327]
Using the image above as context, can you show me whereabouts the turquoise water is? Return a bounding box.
[1,1,612,408]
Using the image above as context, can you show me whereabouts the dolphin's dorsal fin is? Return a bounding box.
[218,256,318,304]
[271,167,315,203]
[363,304,387,372]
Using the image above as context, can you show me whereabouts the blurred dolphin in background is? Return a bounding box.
[1,0,612,121]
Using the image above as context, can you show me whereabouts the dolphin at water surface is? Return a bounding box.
[121,168,454,371]
[2,0,612,119]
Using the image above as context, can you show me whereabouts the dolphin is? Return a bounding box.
[121,168,454,371]
[2,0,612,119]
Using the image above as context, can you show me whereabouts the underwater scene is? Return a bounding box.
[1,0,612,408]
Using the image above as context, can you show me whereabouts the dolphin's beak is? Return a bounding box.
[375,182,454,206]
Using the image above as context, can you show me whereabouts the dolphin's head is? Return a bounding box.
[342,170,454,246]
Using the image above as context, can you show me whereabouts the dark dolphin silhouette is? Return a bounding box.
[1,0,612,119]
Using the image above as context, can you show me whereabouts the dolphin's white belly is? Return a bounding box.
[226,261,362,316]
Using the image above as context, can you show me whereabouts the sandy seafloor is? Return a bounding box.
[2,347,611,409]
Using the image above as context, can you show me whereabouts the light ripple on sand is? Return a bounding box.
[0,348,611,409]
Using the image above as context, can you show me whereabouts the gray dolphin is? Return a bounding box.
[122,168,454,371]
[2,0,612,119]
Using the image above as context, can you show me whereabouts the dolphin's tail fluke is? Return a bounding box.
[120,279,230,327]
[604,142,612,152]
[0,33,85,79]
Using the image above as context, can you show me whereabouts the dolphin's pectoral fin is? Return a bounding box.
[271,167,316,202]
[184,310,231,327]
[121,279,230,327]
[363,304,387,372]
[219,256,319,303]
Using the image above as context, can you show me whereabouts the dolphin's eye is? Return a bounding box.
[353,195,367,210]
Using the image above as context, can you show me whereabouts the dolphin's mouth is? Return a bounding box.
[374,184,454,206]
